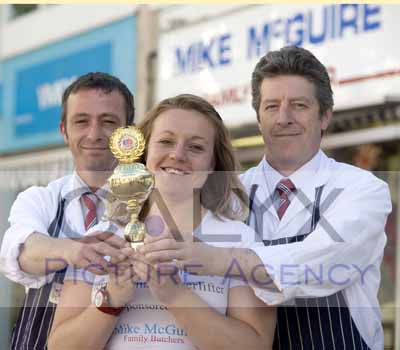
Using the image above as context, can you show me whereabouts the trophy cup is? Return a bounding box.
[107,126,154,250]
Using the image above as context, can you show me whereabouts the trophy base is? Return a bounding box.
[130,241,144,251]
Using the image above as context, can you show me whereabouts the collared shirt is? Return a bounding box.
[74,172,106,223]
[263,151,323,212]
[240,150,392,349]
[0,172,107,289]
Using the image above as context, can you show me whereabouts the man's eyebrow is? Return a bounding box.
[99,113,120,119]
[71,113,90,119]
[70,113,120,119]
[289,97,313,103]
[261,99,279,104]
[261,96,313,105]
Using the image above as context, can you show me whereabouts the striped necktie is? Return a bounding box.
[82,193,98,230]
[276,179,296,220]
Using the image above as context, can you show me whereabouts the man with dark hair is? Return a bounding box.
[0,72,135,349]
[61,71,135,127]
[141,46,392,349]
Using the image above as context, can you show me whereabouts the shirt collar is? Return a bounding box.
[73,172,92,193]
[64,172,110,201]
[262,150,323,194]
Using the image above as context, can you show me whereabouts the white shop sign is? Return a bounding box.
[157,4,400,127]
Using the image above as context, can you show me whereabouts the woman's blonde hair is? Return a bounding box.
[138,94,248,221]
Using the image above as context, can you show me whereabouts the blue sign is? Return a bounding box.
[0,15,136,153]
[15,43,111,137]
[0,84,3,120]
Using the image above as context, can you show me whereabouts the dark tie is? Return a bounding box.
[276,179,296,220]
[82,193,98,230]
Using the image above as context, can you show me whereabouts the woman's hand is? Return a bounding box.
[132,252,187,307]
[137,232,218,276]
[106,246,139,307]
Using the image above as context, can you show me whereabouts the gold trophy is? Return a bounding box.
[107,126,154,250]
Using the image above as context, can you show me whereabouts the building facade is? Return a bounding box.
[0,4,399,349]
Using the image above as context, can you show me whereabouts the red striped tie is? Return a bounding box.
[276,179,296,220]
[82,193,98,230]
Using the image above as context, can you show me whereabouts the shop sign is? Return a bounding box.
[157,5,400,127]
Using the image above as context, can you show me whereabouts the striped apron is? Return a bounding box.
[248,185,371,350]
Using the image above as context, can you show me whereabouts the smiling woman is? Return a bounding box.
[139,94,247,221]
[145,108,215,203]
[48,94,276,350]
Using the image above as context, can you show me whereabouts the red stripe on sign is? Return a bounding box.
[339,69,400,85]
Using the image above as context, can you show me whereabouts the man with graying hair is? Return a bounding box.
[0,72,135,349]
[140,46,392,350]
[237,46,392,350]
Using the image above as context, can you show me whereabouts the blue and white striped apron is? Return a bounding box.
[248,185,371,350]
[11,197,66,350]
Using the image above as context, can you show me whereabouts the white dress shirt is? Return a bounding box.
[0,172,106,289]
[240,150,392,349]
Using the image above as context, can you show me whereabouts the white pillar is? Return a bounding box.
[135,4,158,122]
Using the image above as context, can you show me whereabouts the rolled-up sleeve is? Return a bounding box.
[250,175,392,306]
[0,186,55,288]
